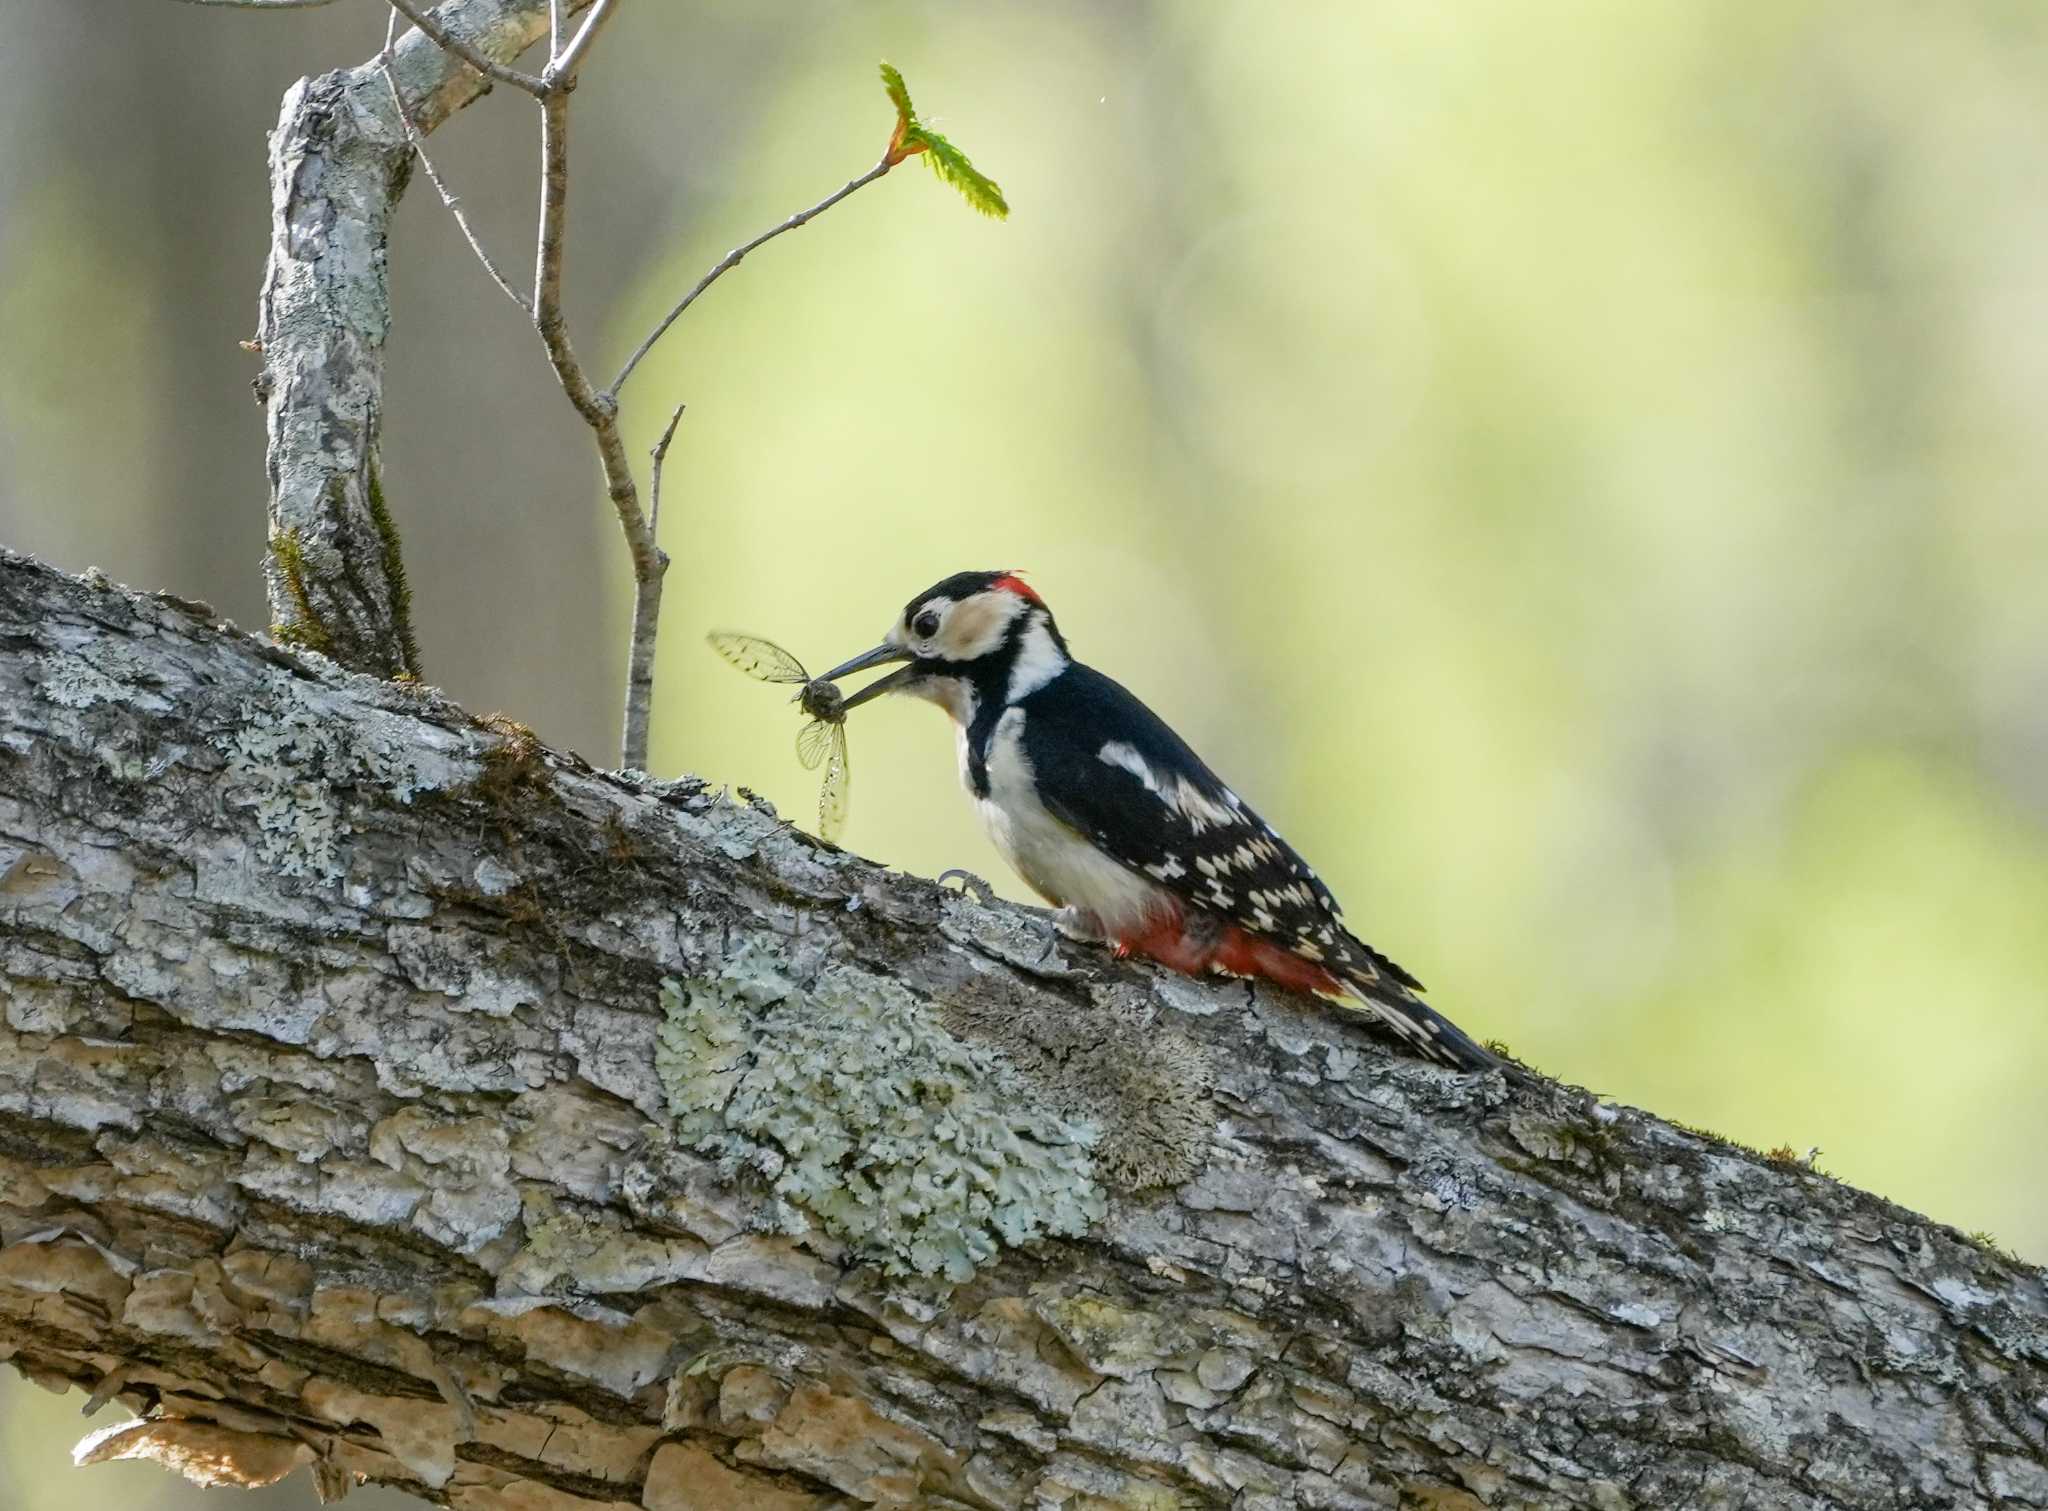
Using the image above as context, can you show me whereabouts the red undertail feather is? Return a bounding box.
[1112,908,1498,1071]
[1114,912,1342,997]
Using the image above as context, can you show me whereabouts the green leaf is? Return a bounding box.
[906,126,1009,219]
[878,61,1009,221]
[880,61,914,126]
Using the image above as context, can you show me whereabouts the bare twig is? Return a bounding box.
[648,401,685,542]
[532,88,667,769]
[385,0,656,766]
[607,154,895,400]
[546,0,615,85]
[381,8,532,314]
[385,0,549,96]
[532,93,579,380]
[349,3,899,768]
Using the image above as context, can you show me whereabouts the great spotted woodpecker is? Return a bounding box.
[823,570,1498,1071]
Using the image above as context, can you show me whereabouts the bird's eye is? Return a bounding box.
[912,609,941,639]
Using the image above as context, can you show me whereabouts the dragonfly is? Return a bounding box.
[705,631,850,843]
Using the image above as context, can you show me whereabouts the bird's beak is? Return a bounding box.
[822,643,914,711]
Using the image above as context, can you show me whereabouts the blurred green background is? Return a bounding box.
[5,1,2047,1504]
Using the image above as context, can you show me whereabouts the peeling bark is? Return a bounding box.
[1,549,2045,1510]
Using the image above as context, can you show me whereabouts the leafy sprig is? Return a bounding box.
[880,62,1009,220]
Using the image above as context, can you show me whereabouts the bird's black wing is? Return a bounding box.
[1016,664,1423,991]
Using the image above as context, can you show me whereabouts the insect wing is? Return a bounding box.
[795,716,833,772]
[706,631,808,685]
[816,723,850,842]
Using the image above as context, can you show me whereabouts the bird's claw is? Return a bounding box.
[1051,905,1107,944]
[937,868,997,905]
[1037,906,1107,965]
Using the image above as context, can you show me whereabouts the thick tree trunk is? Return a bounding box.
[1,549,2043,1510]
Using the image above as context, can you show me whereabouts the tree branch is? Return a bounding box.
[170,0,343,9]
[649,401,685,542]
[528,86,668,772]
[380,8,533,315]
[256,0,587,678]
[3,548,2044,1510]
[385,0,549,96]
[259,1,924,770]
[608,155,895,402]
[544,0,615,87]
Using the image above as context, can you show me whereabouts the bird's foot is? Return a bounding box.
[937,868,997,906]
[1051,906,1108,944]
[1032,906,1105,965]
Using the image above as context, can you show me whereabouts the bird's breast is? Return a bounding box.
[971,707,1168,932]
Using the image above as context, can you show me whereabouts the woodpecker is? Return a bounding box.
[823,571,1498,1071]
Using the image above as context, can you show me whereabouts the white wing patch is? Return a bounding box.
[1098,740,1161,792]
[1097,742,1243,833]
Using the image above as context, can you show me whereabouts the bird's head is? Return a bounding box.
[823,570,1068,723]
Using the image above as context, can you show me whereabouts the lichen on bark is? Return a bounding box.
[655,940,1107,1280]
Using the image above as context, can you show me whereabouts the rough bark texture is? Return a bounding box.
[257,0,583,677]
[2,548,2045,1511]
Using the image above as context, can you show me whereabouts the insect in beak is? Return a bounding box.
[705,630,855,843]
[822,644,914,711]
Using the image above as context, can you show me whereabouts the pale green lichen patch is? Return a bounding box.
[655,942,1106,1281]
[32,654,125,709]
[213,698,436,882]
[29,635,177,721]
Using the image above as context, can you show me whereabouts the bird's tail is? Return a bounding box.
[1332,958,1500,1072]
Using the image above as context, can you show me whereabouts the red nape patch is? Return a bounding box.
[992,571,1042,605]
[1115,916,1343,998]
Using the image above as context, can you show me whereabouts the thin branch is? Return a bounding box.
[546,0,615,85]
[370,0,875,767]
[532,87,667,769]
[532,92,580,381]
[381,8,532,315]
[606,154,896,401]
[385,0,549,97]
[648,401,685,543]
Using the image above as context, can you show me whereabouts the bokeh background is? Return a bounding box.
[6,1,2048,1504]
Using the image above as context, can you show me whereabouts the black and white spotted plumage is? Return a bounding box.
[1015,662,1424,986]
[824,571,1498,1071]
